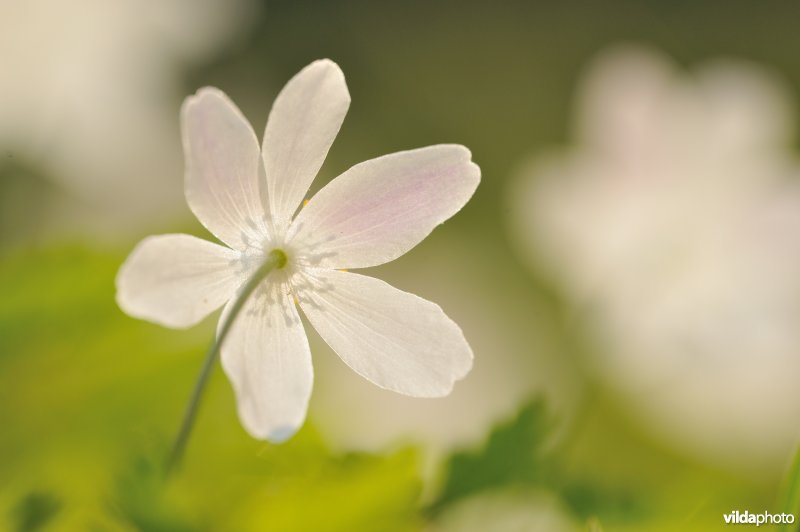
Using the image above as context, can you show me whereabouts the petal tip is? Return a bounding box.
[182,86,224,111]
[300,58,351,103]
[310,57,339,68]
[181,87,243,123]
[439,143,473,160]
[441,144,482,184]
[114,281,133,316]
[468,160,482,186]
[422,325,474,398]
[242,417,302,443]
[444,144,481,191]
[307,58,344,76]
[429,347,474,398]
[266,425,301,443]
[114,239,149,314]
[194,86,224,98]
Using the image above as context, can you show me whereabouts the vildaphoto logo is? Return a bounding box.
[723,510,794,526]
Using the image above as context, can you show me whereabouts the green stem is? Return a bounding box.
[165,249,287,475]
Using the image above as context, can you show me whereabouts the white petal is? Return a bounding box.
[219,275,313,442]
[262,59,350,231]
[287,145,480,269]
[182,88,270,250]
[296,269,473,397]
[116,234,241,329]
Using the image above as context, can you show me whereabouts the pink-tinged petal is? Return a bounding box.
[296,269,473,397]
[116,234,242,329]
[220,275,313,442]
[262,59,350,231]
[182,88,270,251]
[287,145,480,269]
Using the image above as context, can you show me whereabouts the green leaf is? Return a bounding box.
[429,398,553,514]
[112,449,202,532]
[10,491,62,532]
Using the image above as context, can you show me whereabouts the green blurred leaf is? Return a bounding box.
[429,398,553,514]
[112,449,201,532]
[222,445,421,532]
[428,398,647,527]
[10,491,61,532]
[108,435,422,532]
[560,480,644,522]
[0,245,422,531]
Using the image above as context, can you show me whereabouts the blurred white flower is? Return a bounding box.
[429,489,579,532]
[0,0,256,228]
[510,46,800,472]
[116,60,480,442]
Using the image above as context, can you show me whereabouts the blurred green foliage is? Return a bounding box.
[430,399,553,513]
[427,396,646,528]
[427,387,786,531]
[7,245,703,530]
[0,246,422,531]
[0,245,793,531]
[10,491,61,532]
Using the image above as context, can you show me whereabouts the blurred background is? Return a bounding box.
[3,1,800,530]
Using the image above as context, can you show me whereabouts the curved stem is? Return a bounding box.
[165,249,286,474]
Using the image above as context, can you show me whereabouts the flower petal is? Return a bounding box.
[220,275,313,442]
[116,234,242,329]
[262,59,350,231]
[296,269,473,397]
[287,145,480,269]
[182,88,270,250]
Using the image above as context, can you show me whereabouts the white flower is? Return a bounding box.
[509,46,800,471]
[116,59,480,442]
[431,490,580,532]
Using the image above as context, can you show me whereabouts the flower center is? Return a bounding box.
[268,248,288,269]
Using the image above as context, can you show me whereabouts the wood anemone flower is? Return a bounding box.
[116,60,480,443]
